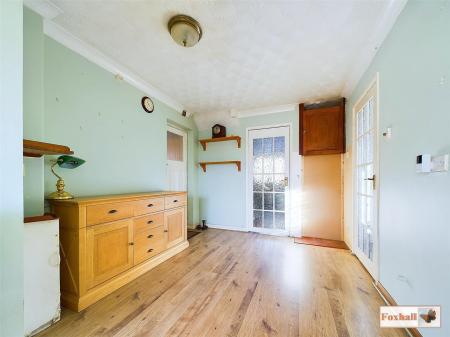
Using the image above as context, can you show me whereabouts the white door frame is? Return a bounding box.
[166,125,188,192]
[352,73,380,281]
[246,123,292,236]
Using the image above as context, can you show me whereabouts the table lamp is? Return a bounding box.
[46,155,85,200]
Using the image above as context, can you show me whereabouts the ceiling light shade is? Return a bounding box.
[168,15,202,48]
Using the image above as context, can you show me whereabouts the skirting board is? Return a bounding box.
[373,282,423,337]
[206,224,250,232]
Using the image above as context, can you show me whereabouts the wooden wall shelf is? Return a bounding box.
[199,161,241,172]
[24,214,58,223]
[23,139,74,158]
[199,136,241,151]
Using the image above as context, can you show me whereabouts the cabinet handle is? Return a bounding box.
[108,209,118,214]
[147,220,153,224]
[147,204,153,207]
[147,248,153,253]
[129,242,134,246]
[164,230,168,233]
[147,234,153,238]
[173,200,178,203]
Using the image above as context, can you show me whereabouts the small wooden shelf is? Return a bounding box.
[23,139,74,158]
[199,161,241,172]
[199,136,241,151]
[24,214,58,223]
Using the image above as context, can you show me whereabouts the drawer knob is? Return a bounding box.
[147,234,153,238]
[129,242,134,246]
[173,200,178,203]
[147,248,154,253]
[147,203,153,207]
[147,220,154,224]
[164,229,168,233]
[108,209,118,214]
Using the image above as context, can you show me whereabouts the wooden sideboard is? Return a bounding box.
[49,192,188,312]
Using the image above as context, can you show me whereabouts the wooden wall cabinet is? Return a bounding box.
[50,192,188,312]
[299,99,345,156]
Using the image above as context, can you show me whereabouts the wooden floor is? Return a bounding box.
[39,229,407,337]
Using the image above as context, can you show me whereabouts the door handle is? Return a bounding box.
[364,175,376,190]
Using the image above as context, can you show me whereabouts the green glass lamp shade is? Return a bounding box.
[56,155,85,169]
[47,155,86,200]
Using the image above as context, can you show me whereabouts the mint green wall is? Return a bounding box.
[198,111,298,229]
[0,1,24,336]
[23,7,45,217]
[347,1,450,336]
[42,36,199,225]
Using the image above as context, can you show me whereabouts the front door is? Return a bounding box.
[247,126,290,236]
[353,80,379,279]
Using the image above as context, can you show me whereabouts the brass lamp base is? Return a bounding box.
[46,177,74,200]
[46,190,74,200]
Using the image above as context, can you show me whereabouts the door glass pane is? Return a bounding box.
[253,157,263,174]
[274,212,285,229]
[263,156,274,173]
[253,211,262,227]
[263,175,273,191]
[274,136,285,153]
[263,193,273,210]
[167,131,183,161]
[274,174,285,192]
[253,175,263,191]
[253,193,262,209]
[263,138,273,154]
[253,139,263,156]
[274,193,285,211]
[263,211,273,228]
[274,153,285,173]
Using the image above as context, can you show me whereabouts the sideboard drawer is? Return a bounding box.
[134,226,167,264]
[134,212,164,235]
[134,197,164,216]
[86,202,134,226]
[165,194,187,209]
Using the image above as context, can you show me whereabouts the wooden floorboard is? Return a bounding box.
[38,229,408,337]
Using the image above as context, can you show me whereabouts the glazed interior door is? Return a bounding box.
[354,82,379,279]
[166,126,187,191]
[248,126,290,236]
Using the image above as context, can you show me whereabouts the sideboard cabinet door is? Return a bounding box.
[164,207,186,249]
[86,219,134,289]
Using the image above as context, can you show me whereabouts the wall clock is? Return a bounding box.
[212,124,226,138]
[141,96,154,113]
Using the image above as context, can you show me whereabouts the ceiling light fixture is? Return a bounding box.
[168,14,202,48]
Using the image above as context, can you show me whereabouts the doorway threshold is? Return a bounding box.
[294,236,349,250]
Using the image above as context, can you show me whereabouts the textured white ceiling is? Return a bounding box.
[44,0,400,129]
